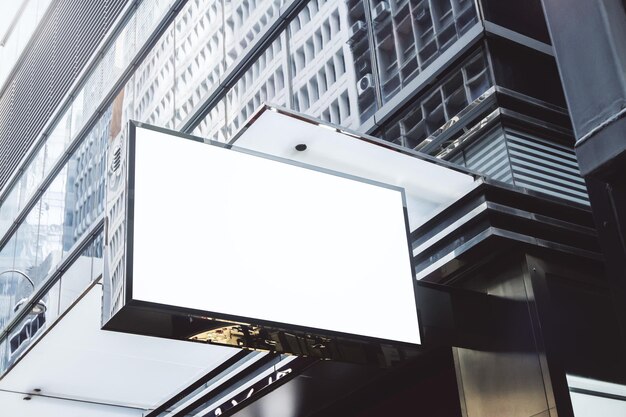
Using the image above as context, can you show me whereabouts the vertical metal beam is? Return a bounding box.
[541,0,626,340]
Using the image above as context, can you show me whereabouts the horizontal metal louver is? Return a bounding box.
[0,0,129,190]
[445,127,588,205]
[506,130,589,206]
[447,127,514,183]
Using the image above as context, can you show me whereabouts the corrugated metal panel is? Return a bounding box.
[449,152,464,166]
[448,127,514,183]
[0,0,129,190]
[506,130,590,205]
[446,127,589,205]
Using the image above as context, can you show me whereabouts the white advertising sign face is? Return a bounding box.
[130,125,421,345]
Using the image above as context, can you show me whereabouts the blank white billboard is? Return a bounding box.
[130,125,420,345]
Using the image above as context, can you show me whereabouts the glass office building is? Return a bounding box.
[0,0,624,416]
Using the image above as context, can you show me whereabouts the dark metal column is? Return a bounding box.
[541,0,626,340]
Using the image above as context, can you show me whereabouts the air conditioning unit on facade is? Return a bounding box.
[358,74,374,95]
[372,1,391,22]
[348,21,367,45]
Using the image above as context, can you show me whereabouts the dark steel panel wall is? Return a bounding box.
[542,0,626,343]
[541,0,626,144]
[453,254,569,417]
[0,0,129,190]
[479,0,551,44]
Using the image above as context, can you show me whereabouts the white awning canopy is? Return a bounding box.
[231,107,480,231]
[0,284,237,416]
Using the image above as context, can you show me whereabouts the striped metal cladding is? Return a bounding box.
[0,0,129,190]
[449,127,588,206]
[450,126,513,183]
[506,130,589,206]
[411,181,599,282]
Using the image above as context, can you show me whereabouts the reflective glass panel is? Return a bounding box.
[83,64,104,122]
[70,89,86,138]
[10,205,41,331]
[302,0,378,128]
[0,186,20,239]
[134,22,175,128]
[0,338,6,374]
[3,284,56,371]
[289,0,377,128]
[0,234,17,331]
[371,0,478,102]
[91,234,104,280]
[17,149,45,211]
[136,0,176,48]
[174,0,225,128]
[59,245,94,313]
[62,105,113,254]
[36,168,68,284]
[192,99,227,143]
[44,107,72,177]
[224,0,285,71]
[225,35,288,138]
[101,14,136,97]
[381,48,492,149]
[13,203,41,285]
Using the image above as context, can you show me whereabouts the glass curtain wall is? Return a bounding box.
[226,35,288,136]
[288,0,376,128]
[189,0,480,140]
[379,47,492,149]
[0,79,134,335]
[0,0,163,345]
[173,0,225,127]
[0,0,175,239]
[0,236,103,373]
[370,0,478,103]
